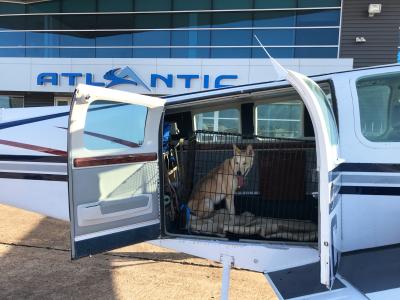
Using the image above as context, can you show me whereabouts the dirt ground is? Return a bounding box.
[0,204,277,299]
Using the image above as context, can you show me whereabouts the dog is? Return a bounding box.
[188,144,254,218]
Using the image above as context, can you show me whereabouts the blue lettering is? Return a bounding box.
[177,74,199,89]
[61,73,82,86]
[215,75,238,88]
[85,73,105,87]
[37,73,58,86]
[151,74,173,88]
[203,75,210,89]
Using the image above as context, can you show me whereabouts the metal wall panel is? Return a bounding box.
[340,0,400,67]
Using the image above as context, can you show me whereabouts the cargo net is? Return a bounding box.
[173,130,318,242]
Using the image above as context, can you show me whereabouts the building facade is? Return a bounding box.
[0,0,397,107]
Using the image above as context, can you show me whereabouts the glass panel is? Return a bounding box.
[296,10,340,26]
[62,0,96,12]
[61,15,96,30]
[0,95,24,108]
[26,15,61,30]
[171,30,210,58]
[256,100,303,138]
[26,32,60,56]
[211,47,250,58]
[173,0,211,10]
[356,72,400,142]
[255,0,297,9]
[96,32,132,46]
[60,47,95,58]
[84,101,147,150]
[97,0,133,12]
[253,29,295,46]
[212,12,252,28]
[96,14,134,30]
[296,29,339,45]
[134,0,171,11]
[252,47,294,58]
[0,32,25,46]
[27,0,61,13]
[0,48,25,57]
[173,12,211,28]
[96,32,133,58]
[253,11,296,27]
[0,16,25,30]
[0,3,25,14]
[298,0,341,8]
[213,0,253,9]
[133,31,170,58]
[295,47,338,58]
[194,109,240,133]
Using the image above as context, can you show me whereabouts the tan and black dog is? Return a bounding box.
[188,144,254,218]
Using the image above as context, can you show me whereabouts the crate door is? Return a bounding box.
[286,71,341,288]
[68,84,165,259]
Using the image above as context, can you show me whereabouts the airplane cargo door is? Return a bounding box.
[285,71,341,288]
[67,84,165,259]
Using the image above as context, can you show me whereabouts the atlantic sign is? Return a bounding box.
[37,66,238,91]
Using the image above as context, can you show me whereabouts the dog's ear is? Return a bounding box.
[246,144,254,156]
[233,144,241,155]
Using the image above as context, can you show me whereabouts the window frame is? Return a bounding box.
[192,104,242,135]
[83,101,148,152]
[0,94,24,108]
[351,71,400,148]
[253,94,305,139]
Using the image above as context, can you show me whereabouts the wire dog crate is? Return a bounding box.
[172,130,318,243]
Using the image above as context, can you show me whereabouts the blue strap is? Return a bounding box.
[180,204,192,233]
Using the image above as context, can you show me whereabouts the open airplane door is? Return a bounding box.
[285,71,341,288]
[68,84,165,259]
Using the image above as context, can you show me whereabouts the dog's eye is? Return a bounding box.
[243,163,247,166]
[236,162,239,165]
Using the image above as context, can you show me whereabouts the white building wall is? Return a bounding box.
[0,58,353,95]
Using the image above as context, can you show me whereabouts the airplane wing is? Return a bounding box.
[265,243,400,299]
[0,106,70,221]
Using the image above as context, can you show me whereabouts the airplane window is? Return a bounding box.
[84,100,147,150]
[356,73,399,142]
[255,100,304,138]
[193,108,240,140]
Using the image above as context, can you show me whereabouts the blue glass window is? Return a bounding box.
[211,13,252,58]
[213,0,252,9]
[0,3,25,14]
[252,47,294,58]
[62,0,96,13]
[296,28,339,45]
[26,32,60,57]
[0,48,25,57]
[0,16,25,30]
[253,12,296,27]
[171,30,210,58]
[173,0,211,10]
[296,10,340,26]
[133,31,170,58]
[298,0,341,8]
[97,0,133,12]
[59,33,95,58]
[134,0,171,11]
[0,32,25,46]
[295,47,338,58]
[96,33,133,58]
[253,29,295,46]
[254,0,297,9]
[27,0,61,13]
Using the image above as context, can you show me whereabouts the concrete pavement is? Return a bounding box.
[0,204,276,299]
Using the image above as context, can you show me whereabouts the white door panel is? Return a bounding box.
[68,84,165,259]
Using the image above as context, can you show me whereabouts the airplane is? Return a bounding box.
[0,61,400,299]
